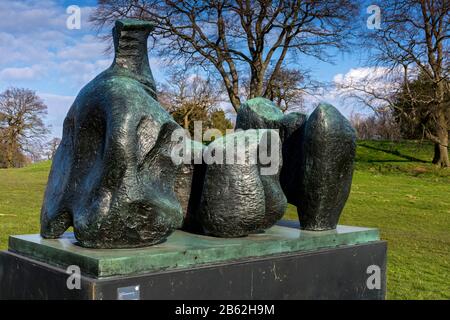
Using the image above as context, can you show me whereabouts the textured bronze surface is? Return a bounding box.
[236,98,356,231]
[198,130,287,237]
[40,20,185,248]
[298,104,356,230]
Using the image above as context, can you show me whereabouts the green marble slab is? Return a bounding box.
[8,222,379,278]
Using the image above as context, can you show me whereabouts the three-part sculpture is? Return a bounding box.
[40,19,356,248]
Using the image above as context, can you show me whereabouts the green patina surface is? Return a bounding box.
[8,223,379,278]
[115,19,155,29]
[244,97,283,120]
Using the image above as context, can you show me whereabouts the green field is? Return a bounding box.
[0,140,449,299]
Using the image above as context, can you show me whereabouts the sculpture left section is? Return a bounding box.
[40,19,184,248]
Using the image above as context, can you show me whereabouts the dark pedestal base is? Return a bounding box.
[0,241,386,300]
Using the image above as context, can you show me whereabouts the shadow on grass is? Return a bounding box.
[359,143,428,163]
[365,160,411,163]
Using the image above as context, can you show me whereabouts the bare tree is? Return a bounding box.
[264,67,315,113]
[0,88,50,168]
[239,66,312,112]
[352,0,450,166]
[45,137,62,160]
[158,68,232,136]
[91,0,357,111]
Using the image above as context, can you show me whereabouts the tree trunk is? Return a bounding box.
[6,134,15,168]
[6,144,14,168]
[183,114,190,131]
[230,93,241,112]
[431,82,449,166]
[223,84,241,111]
[432,126,449,168]
[248,63,266,99]
[432,143,439,163]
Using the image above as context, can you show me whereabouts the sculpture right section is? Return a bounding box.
[236,98,356,231]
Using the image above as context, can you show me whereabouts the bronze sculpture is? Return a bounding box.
[40,19,356,248]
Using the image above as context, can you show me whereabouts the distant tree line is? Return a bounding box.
[349,111,401,141]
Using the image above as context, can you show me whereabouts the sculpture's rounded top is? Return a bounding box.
[243,97,283,121]
[115,19,155,32]
[313,103,342,119]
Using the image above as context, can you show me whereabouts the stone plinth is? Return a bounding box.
[0,221,387,300]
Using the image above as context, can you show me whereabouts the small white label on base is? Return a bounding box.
[117,285,140,300]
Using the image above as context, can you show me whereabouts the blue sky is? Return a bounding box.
[0,0,376,138]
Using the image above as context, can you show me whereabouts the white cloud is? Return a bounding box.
[56,58,112,88]
[0,65,46,81]
[327,66,410,115]
[0,1,110,69]
[0,1,64,34]
[333,67,398,93]
[290,67,400,118]
[56,35,110,60]
[0,31,59,64]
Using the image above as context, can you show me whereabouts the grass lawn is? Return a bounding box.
[0,161,49,247]
[0,140,449,299]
